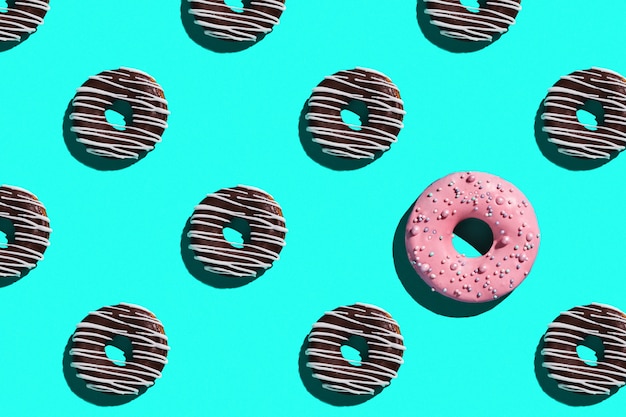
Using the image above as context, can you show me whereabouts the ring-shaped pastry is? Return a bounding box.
[0,185,50,279]
[0,0,49,43]
[305,67,405,160]
[423,0,521,42]
[69,303,170,396]
[69,67,169,161]
[187,0,286,42]
[404,171,540,303]
[541,303,626,396]
[187,185,287,278]
[304,303,405,396]
[541,67,626,160]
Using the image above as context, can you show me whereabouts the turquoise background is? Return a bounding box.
[0,0,625,415]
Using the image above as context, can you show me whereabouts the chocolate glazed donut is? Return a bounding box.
[0,185,50,280]
[0,0,49,44]
[187,185,287,278]
[305,67,405,161]
[423,0,521,42]
[187,0,286,42]
[69,303,170,396]
[305,303,405,396]
[69,68,169,162]
[541,68,626,160]
[541,303,626,396]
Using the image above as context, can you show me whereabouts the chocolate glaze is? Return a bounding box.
[188,185,287,278]
[187,0,286,43]
[541,68,626,160]
[0,0,49,44]
[423,0,521,42]
[541,303,626,396]
[0,185,50,279]
[305,303,405,396]
[69,68,169,161]
[69,303,169,396]
[305,68,405,161]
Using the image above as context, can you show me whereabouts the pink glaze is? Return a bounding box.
[404,171,540,303]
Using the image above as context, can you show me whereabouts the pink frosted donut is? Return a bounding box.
[404,171,540,303]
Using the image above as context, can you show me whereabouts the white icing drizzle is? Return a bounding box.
[306,303,405,395]
[542,67,626,160]
[306,67,405,160]
[541,303,626,395]
[188,185,287,277]
[188,0,286,42]
[70,67,170,160]
[0,185,51,278]
[0,1,49,42]
[70,303,170,396]
[423,0,521,42]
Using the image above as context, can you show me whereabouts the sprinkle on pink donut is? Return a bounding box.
[404,171,540,303]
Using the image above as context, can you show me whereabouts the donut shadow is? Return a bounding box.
[416,0,505,53]
[297,335,382,406]
[0,38,23,53]
[392,204,505,317]
[533,334,614,406]
[62,99,146,171]
[0,276,21,288]
[180,0,267,53]
[62,336,146,406]
[0,269,30,288]
[180,217,259,288]
[298,99,382,171]
[534,99,615,171]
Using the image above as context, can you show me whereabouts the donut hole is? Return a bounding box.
[576,100,604,131]
[452,218,493,257]
[576,335,605,367]
[460,0,481,12]
[0,218,15,249]
[104,335,133,366]
[340,335,368,366]
[340,100,369,131]
[222,217,251,249]
[224,0,246,13]
[104,100,133,131]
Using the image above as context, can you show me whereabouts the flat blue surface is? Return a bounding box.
[1,0,625,415]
